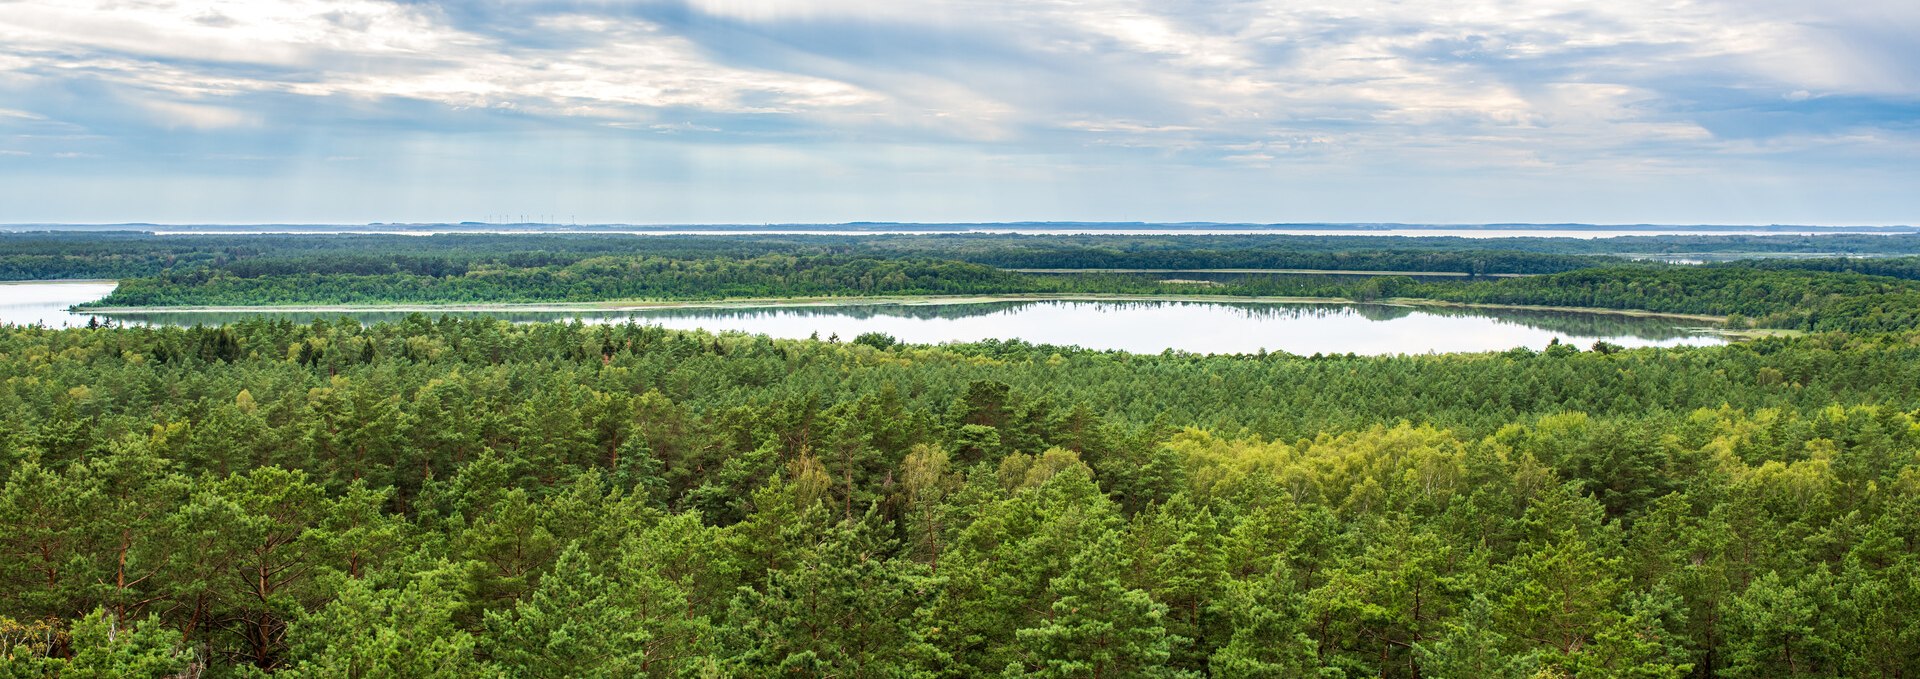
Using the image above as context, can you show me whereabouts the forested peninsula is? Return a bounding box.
[3,231,1919,677]
[80,255,1920,334]
[16,232,1920,334]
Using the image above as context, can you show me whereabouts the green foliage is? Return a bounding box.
[0,608,195,679]
[282,566,482,678]
[1010,533,1178,678]
[0,230,1652,282]
[1404,265,1920,331]
[852,331,899,350]
[23,230,1920,336]
[2,310,1920,676]
[66,252,1920,338]
[16,230,1920,283]
[1415,596,1536,679]
[482,543,649,678]
[93,255,1065,306]
[720,514,935,676]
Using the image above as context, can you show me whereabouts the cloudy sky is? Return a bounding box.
[1,0,1916,224]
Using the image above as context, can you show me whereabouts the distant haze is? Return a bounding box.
[5,223,1915,238]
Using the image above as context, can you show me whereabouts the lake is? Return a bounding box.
[2,281,1726,355]
[1,280,121,329]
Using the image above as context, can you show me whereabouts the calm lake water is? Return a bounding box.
[2,281,1726,355]
[1,281,120,328]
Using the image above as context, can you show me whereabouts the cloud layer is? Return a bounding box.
[2,0,1916,223]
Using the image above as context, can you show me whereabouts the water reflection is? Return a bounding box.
[0,281,118,328]
[4,281,1724,355]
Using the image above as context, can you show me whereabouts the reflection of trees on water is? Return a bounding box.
[105,303,1026,327]
[1060,300,1711,340]
[104,299,1716,342]
[635,302,1039,322]
[1379,305,1711,341]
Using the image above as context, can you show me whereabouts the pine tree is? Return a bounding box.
[168,466,339,671]
[1129,495,1226,671]
[1012,533,1180,678]
[1722,570,1838,678]
[1415,595,1535,679]
[483,543,650,679]
[927,455,1120,674]
[612,513,724,677]
[282,566,483,678]
[1570,587,1692,678]
[1208,571,1323,678]
[720,513,936,676]
[23,608,195,679]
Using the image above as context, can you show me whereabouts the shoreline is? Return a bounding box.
[1377,298,1789,340]
[1378,298,1725,323]
[1,278,117,285]
[83,292,1744,325]
[82,293,1355,314]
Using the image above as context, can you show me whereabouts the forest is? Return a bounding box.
[9,230,1920,281]
[74,253,1920,334]
[17,231,1920,335]
[3,318,1919,677]
[2,233,1920,677]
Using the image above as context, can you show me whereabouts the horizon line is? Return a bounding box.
[6,222,1918,230]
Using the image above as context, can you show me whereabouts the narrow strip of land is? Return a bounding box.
[1007,268,1532,277]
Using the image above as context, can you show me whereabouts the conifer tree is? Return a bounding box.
[483,543,650,679]
[1012,532,1179,678]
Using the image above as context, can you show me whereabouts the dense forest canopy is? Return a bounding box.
[75,254,1920,334]
[2,319,1918,677]
[3,232,1919,677]
[6,231,1918,334]
[8,230,1920,281]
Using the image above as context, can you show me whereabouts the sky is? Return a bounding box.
[1,0,1916,225]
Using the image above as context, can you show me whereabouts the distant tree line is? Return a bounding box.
[10,230,1920,281]
[79,254,1920,334]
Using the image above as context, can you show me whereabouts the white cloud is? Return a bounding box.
[136,99,257,130]
[0,0,1914,184]
[0,0,884,124]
